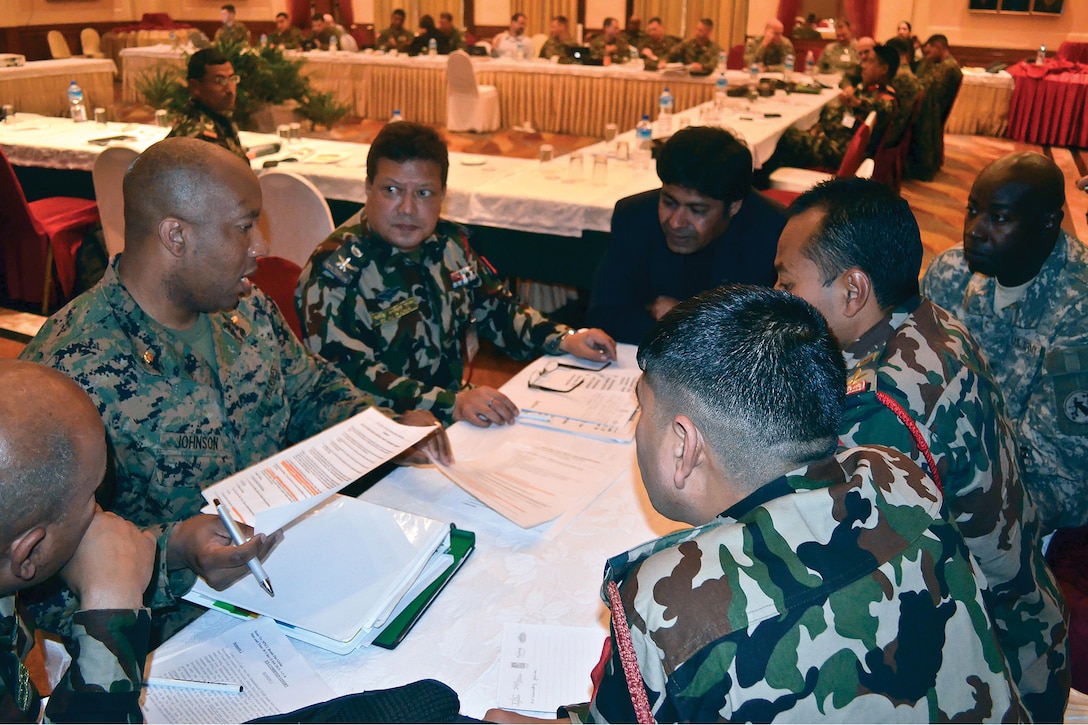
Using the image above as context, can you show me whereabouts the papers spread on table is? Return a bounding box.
[519,365,640,442]
[200,408,435,535]
[432,438,623,530]
[184,495,453,653]
[496,623,605,715]
[142,617,334,724]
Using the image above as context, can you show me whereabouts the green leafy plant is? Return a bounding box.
[134,63,188,115]
[297,91,351,130]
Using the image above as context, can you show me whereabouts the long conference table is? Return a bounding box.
[0,58,117,118]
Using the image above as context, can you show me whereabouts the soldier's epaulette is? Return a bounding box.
[319,230,368,285]
[438,219,472,245]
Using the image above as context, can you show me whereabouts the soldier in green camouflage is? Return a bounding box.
[296,122,616,429]
[21,139,448,645]
[665,18,721,72]
[774,178,1070,722]
[0,361,154,724]
[269,12,303,49]
[924,152,1088,536]
[817,18,859,73]
[588,18,631,64]
[376,8,413,52]
[213,4,251,45]
[488,285,1023,723]
[539,15,575,62]
[166,48,246,161]
[636,17,680,70]
[438,13,467,52]
[743,19,794,71]
[908,34,962,180]
[885,37,924,145]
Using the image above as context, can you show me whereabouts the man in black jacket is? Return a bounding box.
[587,127,786,343]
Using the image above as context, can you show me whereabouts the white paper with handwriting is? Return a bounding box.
[496,623,606,714]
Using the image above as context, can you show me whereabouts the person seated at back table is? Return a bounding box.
[309,12,347,50]
[21,137,450,645]
[589,17,631,65]
[665,17,721,73]
[214,3,250,45]
[268,12,303,49]
[539,15,576,63]
[167,48,246,161]
[0,360,156,724]
[409,14,450,55]
[907,33,962,181]
[817,17,858,73]
[438,12,467,52]
[792,12,821,40]
[487,284,1025,724]
[620,15,643,47]
[743,18,794,71]
[884,36,924,145]
[376,8,413,53]
[637,17,680,70]
[296,122,616,428]
[587,126,785,344]
[773,177,1070,722]
[491,13,534,60]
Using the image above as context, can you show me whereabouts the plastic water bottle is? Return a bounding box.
[67,81,87,123]
[1036,45,1046,66]
[516,37,524,60]
[717,50,726,72]
[329,35,338,52]
[714,72,728,113]
[784,52,795,82]
[260,33,268,46]
[629,45,638,64]
[390,109,403,123]
[657,87,674,135]
[634,114,653,170]
[428,37,437,55]
[805,50,815,77]
[748,63,759,99]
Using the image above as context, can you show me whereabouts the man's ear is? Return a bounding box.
[840,267,873,319]
[157,217,188,259]
[7,528,46,583]
[671,414,704,488]
[727,199,743,219]
[1042,208,1064,231]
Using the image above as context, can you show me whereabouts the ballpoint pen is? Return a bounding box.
[213,498,275,597]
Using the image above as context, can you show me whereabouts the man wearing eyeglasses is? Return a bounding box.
[167,48,246,160]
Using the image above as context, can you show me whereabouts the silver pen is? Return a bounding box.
[213,498,274,597]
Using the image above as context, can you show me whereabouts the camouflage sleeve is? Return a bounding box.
[44,608,151,724]
[856,91,897,151]
[588,35,606,60]
[920,250,969,313]
[743,38,759,66]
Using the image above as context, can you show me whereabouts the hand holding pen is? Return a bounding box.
[214,499,275,597]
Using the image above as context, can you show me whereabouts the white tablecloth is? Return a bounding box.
[147,346,679,720]
[0,58,117,118]
[946,67,1016,137]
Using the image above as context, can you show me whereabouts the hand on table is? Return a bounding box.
[485,709,563,723]
[453,386,519,428]
[397,409,453,465]
[690,62,705,72]
[167,514,280,591]
[559,328,617,362]
[61,507,156,610]
[649,295,680,321]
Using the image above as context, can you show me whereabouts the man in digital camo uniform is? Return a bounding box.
[213,4,250,45]
[908,34,962,180]
[817,18,859,73]
[588,18,631,64]
[665,18,721,73]
[167,48,246,160]
[538,16,575,62]
[269,12,303,49]
[924,152,1088,534]
[376,8,413,52]
[296,122,616,429]
[488,285,1022,723]
[636,17,680,70]
[743,18,794,71]
[774,177,1069,722]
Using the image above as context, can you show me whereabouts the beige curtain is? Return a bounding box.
[511,0,578,37]
[631,0,745,46]
[631,0,685,38]
[374,0,463,29]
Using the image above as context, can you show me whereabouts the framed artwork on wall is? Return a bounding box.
[1000,0,1031,12]
[1032,0,1063,14]
[968,0,999,12]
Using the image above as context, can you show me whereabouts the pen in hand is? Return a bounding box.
[213,498,275,597]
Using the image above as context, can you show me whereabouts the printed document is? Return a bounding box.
[497,623,605,714]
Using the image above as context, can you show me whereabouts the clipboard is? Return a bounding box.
[373,526,476,649]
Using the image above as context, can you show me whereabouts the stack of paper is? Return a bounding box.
[518,366,640,443]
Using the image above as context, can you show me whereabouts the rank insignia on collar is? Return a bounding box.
[322,252,357,284]
[846,379,870,396]
[450,264,479,289]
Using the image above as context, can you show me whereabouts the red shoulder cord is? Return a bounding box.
[606,580,656,724]
[874,390,943,494]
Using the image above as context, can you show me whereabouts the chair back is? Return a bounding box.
[92,146,139,258]
[0,148,51,304]
[257,169,334,268]
[80,27,103,56]
[447,50,479,97]
[474,40,492,55]
[1058,41,1088,64]
[339,33,359,51]
[727,44,746,69]
[47,30,72,59]
[835,111,876,178]
[874,93,923,192]
[530,33,548,58]
[249,256,304,341]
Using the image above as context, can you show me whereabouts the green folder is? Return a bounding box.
[373,526,476,649]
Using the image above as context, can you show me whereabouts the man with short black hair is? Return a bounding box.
[637,16,680,70]
[775,177,1070,722]
[885,36,923,145]
[309,12,346,50]
[488,284,1023,723]
[214,3,250,45]
[166,48,246,160]
[587,126,784,343]
[817,17,858,73]
[297,122,615,427]
[620,15,643,46]
[491,13,533,60]
[269,12,302,49]
[376,8,412,52]
[589,17,630,64]
[438,12,466,52]
[666,17,721,72]
[539,15,575,62]
[908,33,962,180]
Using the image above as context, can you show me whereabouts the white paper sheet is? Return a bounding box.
[142,618,335,724]
[496,623,606,714]
[200,408,435,534]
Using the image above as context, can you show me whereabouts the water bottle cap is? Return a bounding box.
[642,114,650,120]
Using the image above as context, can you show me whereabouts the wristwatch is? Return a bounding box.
[544,328,576,355]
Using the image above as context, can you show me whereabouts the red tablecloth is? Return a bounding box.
[1007,59,1088,147]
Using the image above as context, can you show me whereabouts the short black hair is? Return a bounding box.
[648,16,663,25]
[885,36,913,60]
[419,14,435,31]
[367,121,449,187]
[700,18,714,29]
[221,4,236,13]
[311,12,324,22]
[872,43,899,77]
[512,13,526,22]
[440,12,453,22]
[392,8,406,19]
[788,178,922,309]
[656,126,752,204]
[275,11,289,20]
[925,34,949,48]
[638,284,844,484]
[187,48,230,81]
[899,19,912,31]
[603,17,618,29]
[553,15,568,25]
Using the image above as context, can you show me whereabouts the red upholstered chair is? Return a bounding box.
[874,92,924,193]
[727,44,746,70]
[0,148,99,313]
[767,110,876,194]
[1057,42,1088,65]
[249,255,304,341]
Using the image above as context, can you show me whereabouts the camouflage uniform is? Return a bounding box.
[564,446,1024,722]
[761,82,897,174]
[817,39,859,74]
[588,34,631,64]
[743,35,795,69]
[636,35,680,70]
[214,22,251,45]
[166,99,246,161]
[924,232,1088,534]
[888,66,924,145]
[838,296,1070,722]
[21,257,373,642]
[1,595,150,723]
[296,214,571,425]
[375,26,412,52]
[666,38,722,71]
[445,27,467,52]
[539,37,576,62]
[908,54,962,180]
[269,26,304,49]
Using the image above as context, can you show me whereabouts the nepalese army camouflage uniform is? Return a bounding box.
[539,37,575,62]
[666,38,722,71]
[214,21,251,45]
[768,82,897,171]
[924,231,1088,534]
[376,26,413,52]
[296,215,572,425]
[1,596,150,723]
[743,35,795,69]
[564,446,1025,723]
[817,39,859,73]
[636,35,680,70]
[269,26,304,49]
[588,34,631,64]
[166,100,247,161]
[20,258,373,643]
[837,296,1070,722]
